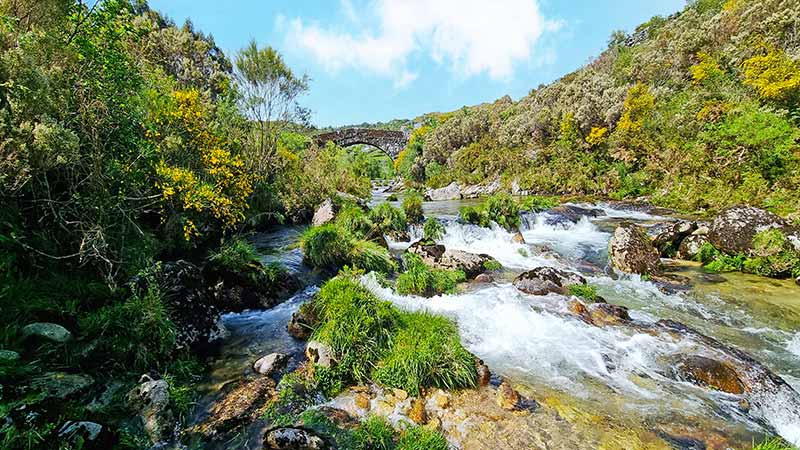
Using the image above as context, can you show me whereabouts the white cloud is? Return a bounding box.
[282,0,561,87]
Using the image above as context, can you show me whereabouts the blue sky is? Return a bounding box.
[147,0,685,127]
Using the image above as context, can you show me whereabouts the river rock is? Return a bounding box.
[796,276,800,286]
[406,398,427,424]
[254,353,290,376]
[475,359,491,387]
[22,322,73,344]
[461,179,500,199]
[306,341,334,368]
[587,303,631,326]
[544,204,604,225]
[513,267,586,296]
[652,221,697,257]
[608,224,662,275]
[474,273,493,283]
[263,427,327,450]
[407,241,446,264]
[511,232,526,244]
[692,224,710,236]
[671,355,745,394]
[407,242,495,279]
[425,182,461,201]
[127,376,173,443]
[288,304,318,340]
[676,235,709,260]
[707,206,791,255]
[312,199,336,227]
[496,381,521,411]
[314,406,360,429]
[195,377,276,439]
[31,372,93,400]
[58,421,110,449]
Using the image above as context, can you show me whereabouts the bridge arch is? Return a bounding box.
[313,128,409,159]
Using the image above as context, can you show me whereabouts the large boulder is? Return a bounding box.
[127,376,173,444]
[652,221,697,257]
[263,427,327,450]
[608,224,662,275]
[406,241,495,279]
[425,182,461,201]
[513,267,586,296]
[708,206,792,255]
[461,179,500,199]
[22,323,73,344]
[194,377,276,439]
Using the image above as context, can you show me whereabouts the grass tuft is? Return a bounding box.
[396,254,465,297]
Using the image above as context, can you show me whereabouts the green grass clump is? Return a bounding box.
[369,202,408,235]
[396,254,466,297]
[518,195,560,211]
[264,372,321,426]
[301,224,396,274]
[351,416,396,450]
[422,217,445,243]
[483,260,502,271]
[402,191,424,223]
[752,437,798,450]
[305,276,476,399]
[704,253,746,273]
[335,204,374,237]
[208,238,259,273]
[567,283,598,302]
[387,194,399,202]
[396,426,450,450]
[459,193,521,230]
[373,312,477,396]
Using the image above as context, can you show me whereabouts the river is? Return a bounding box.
[194,191,800,449]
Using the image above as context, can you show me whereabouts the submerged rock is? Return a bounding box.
[425,182,462,201]
[263,427,327,450]
[513,266,586,296]
[608,224,662,275]
[511,231,526,244]
[474,273,494,283]
[671,355,745,394]
[22,322,73,344]
[254,352,290,376]
[127,376,173,444]
[652,221,697,257]
[708,206,792,254]
[586,303,631,326]
[496,381,521,411]
[195,377,276,439]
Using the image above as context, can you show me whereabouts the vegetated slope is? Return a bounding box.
[397,0,800,215]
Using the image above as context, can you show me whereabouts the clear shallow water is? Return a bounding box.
[200,196,800,448]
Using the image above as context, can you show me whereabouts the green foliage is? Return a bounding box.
[396,254,466,297]
[402,191,424,223]
[349,240,398,275]
[264,372,321,426]
[752,437,798,450]
[459,194,521,230]
[208,238,259,273]
[743,229,800,278]
[351,416,396,450]
[301,223,396,274]
[335,204,374,237]
[518,196,560,211]
[373,311,477,396]
[396,426,450,450]
[306,276,476,397]
[567,284,599,302]
[422,217,445,243]
[483,260,502,271]
[80,266,177,371]
[387,194,399,202]
[368,203,408,235]
[704,253,746,273]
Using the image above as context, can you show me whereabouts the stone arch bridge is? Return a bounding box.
[314,128,409,159]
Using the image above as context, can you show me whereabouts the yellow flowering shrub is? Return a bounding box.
[617,83,655,133]
[586,127,608,147]
[690,52,724,84]
[742,48,800,102]
[150,89,254,240]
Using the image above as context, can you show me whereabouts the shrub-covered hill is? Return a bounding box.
[397,0,800,216]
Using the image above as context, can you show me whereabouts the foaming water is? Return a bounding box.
[520,214,610,262]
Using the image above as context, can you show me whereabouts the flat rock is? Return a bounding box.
[195,377,276,438]
[513,266,586,296]
[608,224,662,275]
[671,355,745,394]
[31,372,93,400]
[263,427,327,450]
[22,322,73,344]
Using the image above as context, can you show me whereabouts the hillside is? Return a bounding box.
[396,0,800,216]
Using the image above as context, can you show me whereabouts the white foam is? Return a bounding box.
[438,221,556,270]
[521,214,610,261]
[789,333,800,359]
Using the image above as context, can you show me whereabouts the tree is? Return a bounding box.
[234,40,309,180]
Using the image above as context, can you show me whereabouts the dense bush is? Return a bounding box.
[402,191,424,223]
[368,203,408,235]
[300,224,396,274]
[422,217,445,243]
[459,193,521,230]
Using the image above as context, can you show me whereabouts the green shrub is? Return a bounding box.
[301,224,354,269]
[373,311,477,396]
[459,194,520,230]
[743,229,800,277]
[518,196,560,211]
[335,204,374,238]
[422,217,445,243]
[264,372,321,426]
[351,416,396,450]
[402,191,425,223]
[459,205,488,227]
[695,242,722,264]
[396,254,465,297]
[208,238,260,272]
[396,426,450,450]
[567,284,598,302]
[368,203,408,235]
[349,240,398,274]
